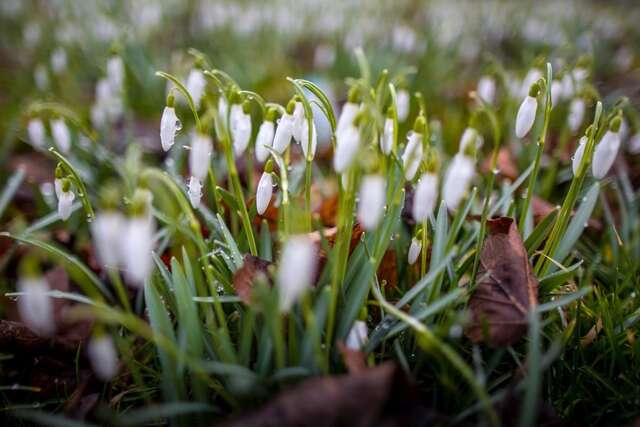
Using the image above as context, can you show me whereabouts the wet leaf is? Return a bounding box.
[221,363,432,427]
[466,217,538,347]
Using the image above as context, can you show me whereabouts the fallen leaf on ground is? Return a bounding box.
[233,254,273,304]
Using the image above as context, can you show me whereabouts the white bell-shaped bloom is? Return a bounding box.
[336,102,359,138]
[18,276,54,337]
[520,69,542,98]
[27,118,46,148]
[300,119,317,160]
[443,153,475,210]
[357,175,386,230]
[396,89,410,122]
[550,80,563,106]
[592,130,621,179]
[292,102,305,143]
[413,172,439,223]
[458,127,481,154]
[560,73,575,100]
[121,216,154,287]
[381,117,394,154]
[345,320,368,350]
[628,133,640,155]
[160,106,180,151]
[106,56,124,91]
[401,131,423,180]
[87,335,118,381]
[91,211,125,269]
[256,172,273,215]
[34,64,49,90]
[189,133,212,181]
[54,178,62,199]
[272,113,294,154]
[232,110,252,156]
[187,176,203,209]
[58,188,75,220]
[333,124,360,173]
[255,121,275,162]
[217,96,228,125]
[51,118,71,153]
[568,98,585,133]
[619,118,629,141]
[278,236,317,312]
[229,103,242,134]
[515,95,537,138]
[477,76,496,104]
[571,136,588,177]
[50,47,67,74]
[186,69,206,108]
[408,237,422,265]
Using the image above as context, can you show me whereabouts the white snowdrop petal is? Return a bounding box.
[189,134,212,181]
[278,236,317,312]
[333,125,360,173]
[628,133,640,155]
[232,112,252,156]
[186,69,206,107]
[255,121,275,162]
[188,177,203,209]
[408,237,422,265]
[273,114,294,154]
[515,95,537,138]
[160,106,180,151]
[300,119,317,160]
[88,335,119,381]
[396,90,410,122]
[292,102,305,143]
[91,212,126,269]
[122,217,155,287]
[28,118,46,148]
[568,99,585,133]
[592,130,621,179]
[345,320,368,350]
[58,190,75,220]
[357,175,386,230]
[401,132,423,180]
[443,154,475,211]
[18,277,55,337]
[381,117,394,154]
[477,76,496,104]
[412,173,439,222]
[336,102,358,137]
[458,127,479,154]
[51,119,71,153]
[256,172,273,215]
[572,136,588,177]
[106,56,124,91]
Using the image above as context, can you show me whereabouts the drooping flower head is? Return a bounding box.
[357,175,386,230]
[17,257,54,337]
[402,115,426,180]
[515,82,540,139]
[189,133,212,181]
[345,320,368,350]
[592,116,622,179]
[568,98,585,134]
[572,136,588,177]
[256,160,274,215]
[396,88,410,122]
[278,235,317,312]
[186,67,206,108]
[91,185,125,270]
[443,141,476,211]
[255,108,277,163]
[87,332,118,381]
[27,118,46,148]
[380,107,395,155]
[57,177,75,220]
[273,99,296,154]
[51,117,71,153]
[232,100,252,157]
[336,87,360,139]
[477,76,496,104]
[121,189,155,287]
[160,92,181,151]
[187,176,203,209]
[408,236,422,265]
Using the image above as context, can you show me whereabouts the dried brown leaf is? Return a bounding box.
[466,217,538,347]
[233,254,273,304]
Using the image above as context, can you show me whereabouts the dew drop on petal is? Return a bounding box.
[175,119,182,131]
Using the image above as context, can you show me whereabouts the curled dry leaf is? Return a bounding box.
[481,148,519,181]
[466,217,538,347]
[233,254,273,304]
[221,363,432,427]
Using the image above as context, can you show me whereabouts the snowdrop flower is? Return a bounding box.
[232,103,252,156]
[278,236,317,312]
[458,127,482,154]
[408,237,422,265]
[187,176,202,209]
[357,175,386,230]
[273,101,296,154]
[189,133,212,181]
[50,47,67,74]
[34,64,49,90]
[336,93,359,138]
[380,113,394,155]
[412,172,438,223]
[217,95,228,126]
[160,95,181,151]
[54,165,64,198]
[229,103,243,132]
[560,73,575,100]
[333,121,360,173]
[106,56,124,91]
[91,211,125,269]
[87,334,118,381]
[121,190,155,287]
[57,178,75,220]
[27,118,46,148]
[568,98,585,133]
[550,80,563,106]
[396,89,410,122]
[256,168,273,215]
[628,133,640,155]
[51,118,71,153]
[186,68,206,108]
[292,101,305,143]
[592,119,622,179]
[300,118,317,160]
[345,320,368,350]
[515,85,539,138]
[255,110,276,162]
[477,76,496,104]
[571,136,588,177]
[520,69,542,98]
[443,153,475,210]
[18,275,54,337]
[402,117,426,180]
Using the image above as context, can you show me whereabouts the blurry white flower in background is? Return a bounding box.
[18,275,54,337]
[278,236,317,312]
[357,175,386,230]
[345,320,368,350]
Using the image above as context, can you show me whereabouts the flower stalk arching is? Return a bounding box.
[49,148,95,221]
[155,71,202,132]
[519,62,552,233]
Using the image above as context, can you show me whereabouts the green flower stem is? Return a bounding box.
[49,148,95,221]
[27,101,97,142]
[535,101,603,276]
[420,222,428,278]
[155,71,201,131]
[304,159,313,231]
[519,63,552,232]
[108,268,131,313]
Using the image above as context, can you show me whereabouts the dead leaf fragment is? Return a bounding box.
[233,254,273,304]
[466,217,538,347]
